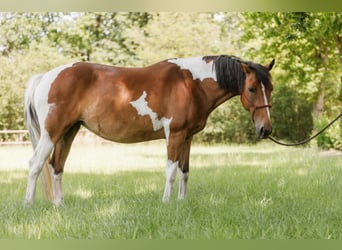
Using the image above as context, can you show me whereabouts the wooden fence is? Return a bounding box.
[0,130,30,145]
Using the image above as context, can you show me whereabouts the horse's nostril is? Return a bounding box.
[259,126,272,139]
[260,127,265,138]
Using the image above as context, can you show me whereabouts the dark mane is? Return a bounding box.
[203,55,272,94]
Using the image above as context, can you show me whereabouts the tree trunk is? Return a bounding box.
[313,45,328,119]
[336,35,342,66]
[335,35,342,114]
[313,84,325,118]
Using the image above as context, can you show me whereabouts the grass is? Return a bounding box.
[0,141,341,239]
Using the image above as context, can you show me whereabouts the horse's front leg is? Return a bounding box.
[162,160,179,202]
[162,132,190,202]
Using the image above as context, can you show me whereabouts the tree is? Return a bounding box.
[239,12,341,117]
[125,12,241,66]
[47,12,151,65]
[0,13,65,134]
[0,40,73,134]
[0,13,48,56]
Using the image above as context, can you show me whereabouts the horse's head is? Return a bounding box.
[240,59,275,139]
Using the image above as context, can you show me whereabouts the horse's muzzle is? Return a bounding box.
[257,125,272,139]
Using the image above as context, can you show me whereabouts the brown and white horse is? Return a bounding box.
[24,55,274,206]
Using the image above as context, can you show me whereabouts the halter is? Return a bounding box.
[241,81,272,123]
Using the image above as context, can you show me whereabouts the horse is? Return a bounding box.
[24,55,274,206]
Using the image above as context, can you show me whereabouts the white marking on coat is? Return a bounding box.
[161,117,173,145]
[260,82,270,119]
[34,63,74,127]
[48,164,64,206]
[25,74,44,147]
[130,91,173,144]
[168,57,217,81]
[162,160,178,202]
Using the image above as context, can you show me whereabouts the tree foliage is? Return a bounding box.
[47,12,152,65]
[240,12,341,112]
[238,12,342,148]
[270,82,313,142]
[124,12,238,65]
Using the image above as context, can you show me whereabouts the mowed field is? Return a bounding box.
[0,141,341,239]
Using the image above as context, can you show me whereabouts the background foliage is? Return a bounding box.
[238,12,341,149]
[0,12,340,149]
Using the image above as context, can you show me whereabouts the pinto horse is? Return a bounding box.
[24,55,274,206]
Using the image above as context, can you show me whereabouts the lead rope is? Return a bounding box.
[268,113,342,146]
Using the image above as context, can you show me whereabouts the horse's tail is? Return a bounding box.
[24,74,54,201]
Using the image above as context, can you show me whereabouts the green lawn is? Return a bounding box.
[0,142,341,239]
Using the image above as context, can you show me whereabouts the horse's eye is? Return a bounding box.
[248,87,257,93]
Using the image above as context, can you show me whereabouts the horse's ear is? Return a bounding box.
[240,63,251,74]
[266,59,275,71]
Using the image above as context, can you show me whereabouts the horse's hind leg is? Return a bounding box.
[25,133,54,205]
[178,137,192,200]
[49,123,81,206]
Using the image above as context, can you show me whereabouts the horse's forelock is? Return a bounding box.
[245,61,273,91]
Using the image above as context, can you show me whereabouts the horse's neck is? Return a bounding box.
[201,80,238,112]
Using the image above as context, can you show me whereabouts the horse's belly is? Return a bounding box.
[82,118,166,143]
[80,91,173,143]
